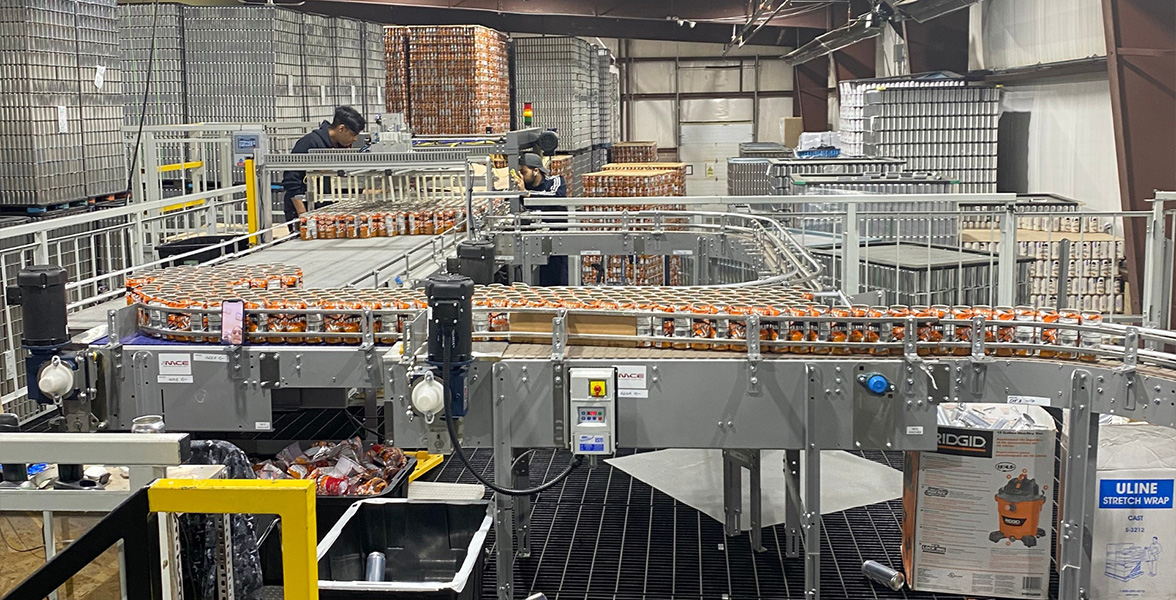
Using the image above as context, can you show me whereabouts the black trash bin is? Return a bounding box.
[156,235,249,266]
[317,499,492,600]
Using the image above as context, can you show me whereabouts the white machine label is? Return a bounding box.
[581,250,601,256]
[158,354,192,375]
[618,389,648,399]
[1008,395,1050,406]
[906,426,924,435]
[616,366,648,389]
[255,421,272,431]
[93,64,106,89]
[672,249,694,256]
[498,255,515,262]
[193,352,229,363]
[157,375,194,384]
[57,106,68,133]
[3,350,15,381]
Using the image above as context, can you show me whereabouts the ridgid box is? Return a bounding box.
[903,404,1055,599]
[1073,424,1176,600]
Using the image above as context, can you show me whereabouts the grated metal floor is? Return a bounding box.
[426,448,1061,600]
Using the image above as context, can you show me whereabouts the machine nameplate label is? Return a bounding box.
[907,426,924,435]
[618,389,648,399]
[617,366,648,389]
[255,421,272,431]
[158,354,192,375]
[1007,395,1050,406]
[193,353,229,363]
[581,250,601,256]
[577,435,606,453]
[157,375,193,384]
[672,249,693,256]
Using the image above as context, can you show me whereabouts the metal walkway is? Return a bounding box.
[426,448,1061,600]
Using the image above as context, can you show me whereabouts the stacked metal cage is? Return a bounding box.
[812,243,1031,306]
[769,157,906,194]
[0,0,126,207]
[839,75,999,193]
[594,47,612,147]
[299,13,335,122]
[739,142,791,159]
[513,37,595,151]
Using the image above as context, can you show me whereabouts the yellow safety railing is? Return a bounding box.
[149,479,318,600]
[158,161,205,173]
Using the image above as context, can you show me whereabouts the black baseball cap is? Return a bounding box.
[519,153,547,174]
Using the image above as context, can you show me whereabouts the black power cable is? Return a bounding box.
[125,0,162,196]
[438,327,580,496]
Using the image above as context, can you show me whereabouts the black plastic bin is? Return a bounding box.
[156,235,249,266]
[317,499,492,600]
[258,456,416,584]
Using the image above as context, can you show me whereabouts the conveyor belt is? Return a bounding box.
[68,235,446,333]
[425,449,1061,600]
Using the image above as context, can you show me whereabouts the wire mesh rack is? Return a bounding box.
[425,448,1059,600]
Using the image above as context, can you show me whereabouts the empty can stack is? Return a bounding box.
[0,0,126,207]
[513,36,595,151]
[839,75,1000,194]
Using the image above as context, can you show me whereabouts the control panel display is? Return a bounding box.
[569,367,616,456]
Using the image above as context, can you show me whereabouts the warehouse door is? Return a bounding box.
[679,98,754,195]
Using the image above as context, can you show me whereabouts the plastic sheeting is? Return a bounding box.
[180,440,263,600]
[1000,78,1122,212]
[607,449,903,530]
[969,0,1107,70]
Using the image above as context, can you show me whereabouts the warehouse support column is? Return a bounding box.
[1101,0,1176,318]
[832,0,876,82]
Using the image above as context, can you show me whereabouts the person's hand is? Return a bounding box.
[511,169,524,191]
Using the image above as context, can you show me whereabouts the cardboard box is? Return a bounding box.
[903,404,1055,599]
[781,117,804,149]
[1065,424,1176,600]
[508,311,638,347]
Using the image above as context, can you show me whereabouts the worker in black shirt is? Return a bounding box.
[280,106,367,231]
[513,153,570,285]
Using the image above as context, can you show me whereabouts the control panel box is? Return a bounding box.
[568,367,616,455]
[232,131,268,167]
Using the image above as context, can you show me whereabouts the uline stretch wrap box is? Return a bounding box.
[1069,424,1175,600]
[903,404,1055,599]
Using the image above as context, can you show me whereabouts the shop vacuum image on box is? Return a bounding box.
[990,473,1048,547]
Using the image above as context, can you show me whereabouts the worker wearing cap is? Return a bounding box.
[280,106,367,232]
[513,153,569,285]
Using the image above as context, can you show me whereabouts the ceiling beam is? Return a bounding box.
[301,0,826,45]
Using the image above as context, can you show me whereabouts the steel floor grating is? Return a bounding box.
[426,448,1062,600]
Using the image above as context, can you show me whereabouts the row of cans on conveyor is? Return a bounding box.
[125,265,1109,360]
[296,198,500,240]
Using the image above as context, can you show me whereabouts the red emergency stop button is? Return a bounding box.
[590,381,606,397]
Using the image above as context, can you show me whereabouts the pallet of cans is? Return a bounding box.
[728,158,774,196]
[738,141,794,157]
[610,142,658,163]
[600,163,687,196]
[580,168,686,285]
[839,75,999,194]
[384,25,510,135]
[126,266,1114,364]
[581,169,678,197]
[1,0,125,206]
